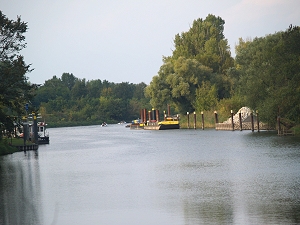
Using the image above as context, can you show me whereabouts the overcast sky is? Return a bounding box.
[2,0,300,85]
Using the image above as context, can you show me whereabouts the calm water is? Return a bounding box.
[1,125,300,225]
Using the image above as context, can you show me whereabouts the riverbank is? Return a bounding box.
[0,141,18,156]
[0,138,35,156]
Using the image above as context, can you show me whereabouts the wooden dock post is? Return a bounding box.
[256,110,260,132]
[231,110,234,131]
[187,112,190,129]
[156,109,160,122]
[214,111,218,124]
[193,111,196,129]
[239,112,242,131]
[143,109,147,123]
[251,112,254,132]
[201,111,204,130]
[277,116,281,135]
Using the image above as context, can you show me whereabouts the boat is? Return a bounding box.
[101,122,107,127]
[144,115,180,130]
[37,122,50,144]
[26,121,49,144]
[132,107,180,130]
[129,119,145,129]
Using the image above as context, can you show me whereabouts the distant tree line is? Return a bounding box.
[32,74,151,126]
[1,11,299,134]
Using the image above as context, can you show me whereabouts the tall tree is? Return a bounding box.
[145,57,213,113]
[236,25,300,125]
[172,14,233,73]
[0,11,35,136]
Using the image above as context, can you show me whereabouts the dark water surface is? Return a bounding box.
[1,125,300,225]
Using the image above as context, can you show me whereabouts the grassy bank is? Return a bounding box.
[0,140,18,156]
[179,110,228,129]
[0,138,34,156]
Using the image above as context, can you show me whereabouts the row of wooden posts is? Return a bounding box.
[139,105,174,123]
[187,110,262,132]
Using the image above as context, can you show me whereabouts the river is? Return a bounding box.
[1,124,300,225]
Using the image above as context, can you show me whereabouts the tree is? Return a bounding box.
[145,57,213,113]
[194,81,218,111]
[172,14,233,73]
[61,73,77,90]
[235,25,300,125]
[0,11,35,137]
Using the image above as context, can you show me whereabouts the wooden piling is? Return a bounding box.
[187,112,190,129]
[239,112,242,131]
[143,109,147,123]
[201,111,204,130]
[148,110,151,122]
[214,111,218,124]
[193,111,196,129]
[256,110,260,132]
[231,110,234,131]
[251,112,254,132]
[156,109,160,122]
[277,116,281,135]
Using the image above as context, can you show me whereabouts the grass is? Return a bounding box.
[179,110,228,129]
[0,137,35,156]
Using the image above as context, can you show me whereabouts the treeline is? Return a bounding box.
[145,15,300,127]
[32,74,151,126]
[1,11,300,135]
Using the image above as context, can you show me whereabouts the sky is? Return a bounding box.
[2,0,300,85]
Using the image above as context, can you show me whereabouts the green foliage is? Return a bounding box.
[172,14,233,74]
[33,74,151,125]
[0,11,36,138]
[194,81,218,112]
[146,14,234,115]
[235,25,300,125]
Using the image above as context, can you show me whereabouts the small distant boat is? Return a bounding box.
[37,122,50,144]
[27,121,49,144]
[101,122,107,127]
[129,119,145,129]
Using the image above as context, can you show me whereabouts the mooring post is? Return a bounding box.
[239,112,242,131]
[201,111,204,130]
[148,110,151,122]
[145,109,147,123]
[251,112,254,132]
[277,116,281,135]
[256,110,260,132]
[187,112,190,129]
[193,111,196,129]
[214,111,218,124]
[164,111,166,121]
[33,112,38,144]
[231,110,234,131]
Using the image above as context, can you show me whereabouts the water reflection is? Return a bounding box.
[0,151,42,225]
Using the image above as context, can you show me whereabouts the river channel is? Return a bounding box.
[1,124,300,225]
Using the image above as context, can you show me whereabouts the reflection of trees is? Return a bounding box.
[157,160,300,224]
[156,161,234,224]
[182,181,234,224]
[0,151,42,225]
